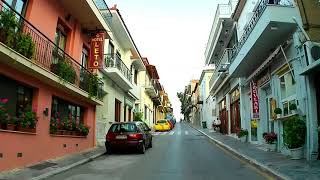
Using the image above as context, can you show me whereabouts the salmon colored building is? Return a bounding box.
[0,0,110,171]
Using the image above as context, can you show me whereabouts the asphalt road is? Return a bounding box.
[48,123,272,180]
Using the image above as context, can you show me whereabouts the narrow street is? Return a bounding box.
[48,123,272,180]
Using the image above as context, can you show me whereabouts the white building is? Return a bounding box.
[199,67,216,129]
[95,5,145,146]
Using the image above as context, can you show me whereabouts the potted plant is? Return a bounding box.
[289,103,297,114]
[236,128,248,142]
[133,112,143,121]
[262,132,277,151]
[283,116,306,159]
[0,98,10,130]
[18,107,37,133]
[274,108,282,119]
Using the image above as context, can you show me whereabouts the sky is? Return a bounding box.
[107,0,219,120]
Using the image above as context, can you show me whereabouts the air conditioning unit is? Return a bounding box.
[304,41,320,66]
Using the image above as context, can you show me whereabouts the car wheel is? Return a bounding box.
[106,147,112,155]
[139,142,146,154]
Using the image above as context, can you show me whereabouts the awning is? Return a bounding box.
[245,45,281,84]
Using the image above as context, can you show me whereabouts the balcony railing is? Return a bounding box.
[105,54,132,82]
[209,48,233,87]
[0,1,103,100]
[205,3,232,58]
[230,0,294,62]
[93,0,113,25]
[146,79,159,95]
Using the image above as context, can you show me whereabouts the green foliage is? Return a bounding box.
[0,10,35,58]
[0,98,9,125]
[78,123,89,136]
[289,103,297,111]
[19,106,37,128]
[16,33,35,59]
[0,10,18,48]
[236,128,248,138]
[88,74,99,98]
[53,60,76,83]
[133,112,143,121]
[274,108,282,114]
[283,116,306,149]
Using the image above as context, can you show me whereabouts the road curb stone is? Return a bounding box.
[187,123,291,180]
[30,151,105,180]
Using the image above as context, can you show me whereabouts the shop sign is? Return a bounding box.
[250,81,259,119]
[89,32,105,69]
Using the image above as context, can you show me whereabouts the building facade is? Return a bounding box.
[95,5,145,146]
[0,0,109,171]
[199,68,216,129]
[204,0,320,160]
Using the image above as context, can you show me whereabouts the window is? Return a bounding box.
[0,74,33,116]
[51,97,84,123]
[109,123,137,133]
[134,69,138,84]
[124,105,127,122]
[5,0,28,15]
[55,25,67,51]
[108,42,114,57]
[115,99,121,122]
[16,85,32,116]
[280,72,296,100]
[279,71,297,116]
[81,47,89,69]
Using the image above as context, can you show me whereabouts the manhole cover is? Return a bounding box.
[29,162,57,170]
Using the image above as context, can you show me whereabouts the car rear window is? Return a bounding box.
[157,120,167,124]
[109,123,137,133]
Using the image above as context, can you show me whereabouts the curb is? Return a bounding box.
[187,123,291,180]
[31,151,105,180]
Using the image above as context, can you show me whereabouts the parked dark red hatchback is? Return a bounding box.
[105,122,152,154]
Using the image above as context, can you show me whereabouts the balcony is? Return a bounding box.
[103,54,133,91]
[205,2,234,65]
[209,48,233,94]
[129,84,141,100]
[57,0,109,30]
[229,0,300,77]
[0,1,103,101]
[93,0,113,25]
[145,80,158,98]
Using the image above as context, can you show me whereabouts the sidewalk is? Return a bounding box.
[188,123,320,180]
[0,147,106,180]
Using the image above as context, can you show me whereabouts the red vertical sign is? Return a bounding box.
[89,32,105,69]
[251,81,259,119]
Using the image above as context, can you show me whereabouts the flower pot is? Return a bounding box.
[17,126,33,133]
[6,124,16,131]
[276,114,281,119]
[239,136,247,143]
[291,110,297,114]
[290,147,304,160]
[0,123,7,130]
[265,143,277,152]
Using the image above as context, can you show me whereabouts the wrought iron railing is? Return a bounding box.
[205,3,232,58]
[0,0,103,99]
[209,48,233,87]
[105,54,132,82]
[145,79,159,96]
[230,0,294,63]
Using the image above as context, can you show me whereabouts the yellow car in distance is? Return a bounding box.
[154,119,171,132]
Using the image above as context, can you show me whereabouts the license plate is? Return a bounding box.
[116,135,127,140]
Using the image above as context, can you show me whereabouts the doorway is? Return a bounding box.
[315,72,320,159]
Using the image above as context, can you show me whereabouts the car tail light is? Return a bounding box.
[106,133,115,141]
[128,133,143,140]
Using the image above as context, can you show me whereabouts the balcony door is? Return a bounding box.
[115,99,121,122]
[5,0,28,15]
